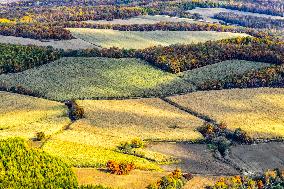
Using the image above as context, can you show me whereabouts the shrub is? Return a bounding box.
[35,132,46,141]
[79,185,112,189]
[212,136,231,156]
[147,169,188,189]
[65,100,85,121]
[0,138,78,188]
[234,128,252,144]
[106,160,135,175]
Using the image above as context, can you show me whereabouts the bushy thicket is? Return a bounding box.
[0,23,74,40]
[0,138,78,188]
[106,160,135,175]
[147,169,191,189]
[0,43,60,74]
[65,100,85,121]
[209,169,284,189]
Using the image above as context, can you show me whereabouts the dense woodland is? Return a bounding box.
[214,12,284,29]
[0,43,60,74]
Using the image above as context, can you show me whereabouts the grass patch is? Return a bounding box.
[0,57,194,101]
[168,88,284,139]
[68,29,248,49]
[179,60,272,87]
[0,92,70,139]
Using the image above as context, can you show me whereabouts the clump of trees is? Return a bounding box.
[136,37,284,73]
[0,23,74,40]
[0,138,78,188]
[198,65,284,90]
[214,12,284,29]
[0,43,61,74]
[106,160,135,175]
[209,169,284,189]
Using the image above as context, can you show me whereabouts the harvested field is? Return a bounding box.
[0,35,95,50]
[0,92,70,139]
[0,57,194,101]
[68,28,248,49]
[168,88,284,139]
[180,60,272,87]
[184,175,224,189]
[84,15,197,25]
[229,142,284,175]
[147,142,238,175]
[74,168,167,189]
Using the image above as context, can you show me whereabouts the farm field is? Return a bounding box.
[74,168,167,189]
[42,98,203,169]
[84,15,198,25]
[68,29,249,49]
[179,60,272,87]
[0,35,95,50]
[167,88,284,139]
[187,8,284,23]
[0,92,70,139]
[0,57,194,101]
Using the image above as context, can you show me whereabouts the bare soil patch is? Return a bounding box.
[147,142,239,175]
[229,142,284,175]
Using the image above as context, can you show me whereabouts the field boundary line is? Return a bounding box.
[160,97,218,124]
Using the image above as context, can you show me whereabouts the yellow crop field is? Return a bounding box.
[168,88,284,139]
[77,98,203,141]
[0,92,70,139]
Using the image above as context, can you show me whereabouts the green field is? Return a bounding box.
[0,57,194,101]
[179,60,272,87]
[68,29,249,49]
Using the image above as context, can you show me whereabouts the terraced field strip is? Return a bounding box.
[167,88,284,139]
[68,28,249,49]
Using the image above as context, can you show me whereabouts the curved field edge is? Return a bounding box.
[0,57,194,101]
[167,87,284,139]
[68,29,249,49]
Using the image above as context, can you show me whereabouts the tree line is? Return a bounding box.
[0,43,60,74]
[214,12,284,29]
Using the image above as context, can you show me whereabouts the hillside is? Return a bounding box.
[0,0,284,188]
